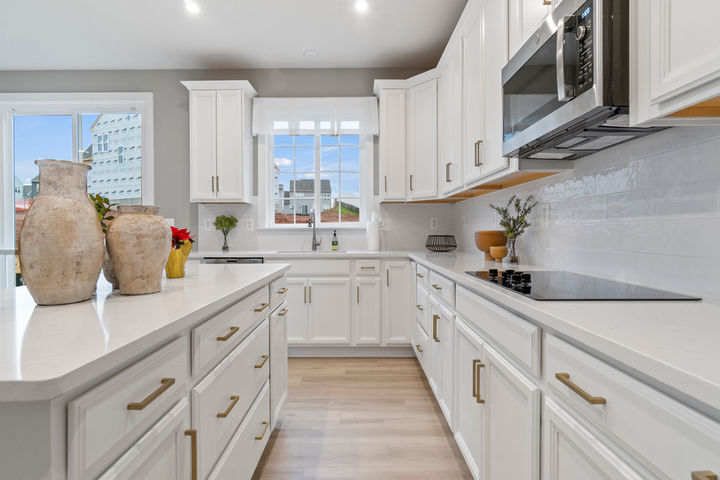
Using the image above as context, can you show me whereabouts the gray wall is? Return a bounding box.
[0,68,423,230]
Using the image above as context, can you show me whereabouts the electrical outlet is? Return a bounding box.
[430,217,438,230]
[382,218,391,231]
[204,218,214,231]
[246,218,254,230]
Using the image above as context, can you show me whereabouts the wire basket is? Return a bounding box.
[426,235,457,252]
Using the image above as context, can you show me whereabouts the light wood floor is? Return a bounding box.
[253,357,473,480]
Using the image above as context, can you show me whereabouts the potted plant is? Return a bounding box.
[89,193,119,288]
[214,214,238,253]
[489,194,538,264]
[166,226,195,278]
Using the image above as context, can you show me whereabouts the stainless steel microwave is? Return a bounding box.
[501,0,665,160]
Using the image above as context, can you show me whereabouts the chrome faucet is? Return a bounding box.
[308,210,322,251]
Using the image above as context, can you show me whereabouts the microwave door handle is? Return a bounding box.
[556,15,574,102]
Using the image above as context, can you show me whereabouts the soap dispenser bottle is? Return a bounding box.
[331,230,339,251]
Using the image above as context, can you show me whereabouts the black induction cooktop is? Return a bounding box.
[465,270,701,301]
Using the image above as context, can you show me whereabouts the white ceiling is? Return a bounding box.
[0,0,467,70]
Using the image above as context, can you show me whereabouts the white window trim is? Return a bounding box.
[0,92,154,253]
[256,133,373,230]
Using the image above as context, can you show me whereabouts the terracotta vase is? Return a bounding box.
[106,205,171,295]
[474,230,507,261]
[18,159,104,305]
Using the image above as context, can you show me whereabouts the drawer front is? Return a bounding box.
[416,283,430,335]
[456,285,540,376]
[416,263,429,287]
[192,286,269,376]
[193,320,270,480]
[267,259,351,276]
[353,259,381,276]
[546,335,720,480]
[413,320,429,377]
[269,276,288,311]
[210,381,271,480]
[68,337,189,480]
[428,270,455,308]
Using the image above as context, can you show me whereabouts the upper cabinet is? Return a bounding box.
[462,12,485,185]
[407,79,438,200]
[438,42,464,195]
[377,87,407,201]
[183,81,256,203]
[631,0,720,125]
[508,0,552,58]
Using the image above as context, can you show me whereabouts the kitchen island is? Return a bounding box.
[0,262,289,480]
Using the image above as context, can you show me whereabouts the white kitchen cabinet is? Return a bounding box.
[508,0,552,58]
[631,0,720,125]
[438,42,464,195]
[378,88,408,200]
[308,277,352,345]
[183,81,256,203]
[270,303,288,429]
[462,11,486,185]
[406,79,438,200]
[286,277,310,344]
[429,297,454,425]
[382,261,413,345]
[352,276,382,345]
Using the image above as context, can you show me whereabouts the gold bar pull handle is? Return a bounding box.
[277,287,288,294]
[278,308,288,316]
[431,283,442,291]
[475,140,483,167]
[211,176,215,193]
[445,162,451,183]
[254,302,269,312]
[555,373,607,405]
[216,326,239,342]
[360,266,375,271]
[432,314,440,342]
[357,285,360,303]
[543,0,551,5]
[127,378,175,410]
[409,174,414,191]
[185,429,198,480]
[216,175,219,192]
[255,354,269,369]
[384,176,387,192]
[416,273,424,278]
[416,304,424,311]
[386,269,390,287]
[415,344,424,353]
[255,421,270,440]
[217,395,240,418]
[692,472,719,480]
[473,359,485,403]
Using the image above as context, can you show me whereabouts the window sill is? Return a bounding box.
[255,224,367,232]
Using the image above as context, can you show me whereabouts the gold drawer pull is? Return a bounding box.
[185,429,198,480]
[555,373,607,405]
[255,421,270,440]
[217,395,240,418]
[360,266,375,270]
[473,360,485,404]
[416,344,424,353]
[278,308,288,316]
[277,287,288,294]
[416,273,424,278]
[216,326,239,341]
[416,304,424,311]
[431,283,442,290]
[693,472,718,480]
[254,302,269,312]
[127,378,175,410]
[255,354,269,369]
[432,314,440,342]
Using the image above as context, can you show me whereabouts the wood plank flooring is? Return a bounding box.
[253,357,473,480]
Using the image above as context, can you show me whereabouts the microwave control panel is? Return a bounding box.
[576,1,594,94]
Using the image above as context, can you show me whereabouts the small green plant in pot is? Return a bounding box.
[489,194,538,264]
[214,215,238,253]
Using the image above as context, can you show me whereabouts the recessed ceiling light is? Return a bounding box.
[303,50,318,57]
[354,0,369,13]
[184,0,201,15]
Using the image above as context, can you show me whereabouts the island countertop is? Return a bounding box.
[0,262,289,401]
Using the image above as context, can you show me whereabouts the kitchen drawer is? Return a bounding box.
[192,285,269,376]
[267,259,351,276]
[413,320,430,377]
[456,285,540,376]
[269,276,288,311]
[416,263,429,287]
[546,335,720,479]
[209,381,271,480]
[68,337,189,480]
[416,283,430,335]
[352,259,381,276]
[192,319,270,480]
[428,270,455,308]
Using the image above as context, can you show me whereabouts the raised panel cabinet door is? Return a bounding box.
[407,79,438,200]
[543,397,645,480]
[270,302,288,429]
[453,318,486,480]
[508,0,551,58]
[286,277,309,344]
[189,90,217,202]
[378,89,407,200]
[462,13,486,185]
[428,297,454,425]
[382,261,413,345]
[438,44,464,195]
[215,90,246,202]
[308,277,352,344]
[352,277,381,345]
[484,343,540,480]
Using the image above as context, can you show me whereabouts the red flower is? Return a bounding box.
[171,226,195,249]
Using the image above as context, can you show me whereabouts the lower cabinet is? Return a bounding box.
[429,297,454,425]
[286,276,352,345]
[382,260,413,345]
[286,277,309,344]
[352,276,382,344]
[270,303,288,429]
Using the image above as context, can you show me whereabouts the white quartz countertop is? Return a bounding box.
[0,263,289,401]
[190,250,409,260]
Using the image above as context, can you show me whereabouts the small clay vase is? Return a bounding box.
[489,245,508,263]
[102,244,120,289]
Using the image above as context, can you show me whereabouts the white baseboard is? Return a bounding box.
[289,345,415,357]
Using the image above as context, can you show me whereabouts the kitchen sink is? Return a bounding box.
[274,250,348,254]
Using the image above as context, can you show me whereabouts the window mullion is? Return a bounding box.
[71,113,79,163]
[315,134,320,223]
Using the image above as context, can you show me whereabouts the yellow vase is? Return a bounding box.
[180,240,193,260]
[165,248,186,278]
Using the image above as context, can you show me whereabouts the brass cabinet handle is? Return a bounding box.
[386,269,390,287]
[543,0,551,5]
[416,304,424,311]
[217,395,240,418]
[384,176,387,192]
[409,174,414,191]
[216,175,219,192]
[693,472,718,480]
[217,326,239,342]
[416,344,424,353]
[255,421,270,440]
[185,429,198,480]
[475,140,484,167]
[278,308,288,316]
[277,287,288,294]
[432,283,442,290]
[127,378,175,410]
[357,285,360,303]
[416,273,424,278]
[211,176,215,193]
[473,360,486,404]
[254,302,269,312]
[445,162,451,183]
[255,354,269,369]
[432,314,440,342]
[555,373,607,405]
[360,266,375,271]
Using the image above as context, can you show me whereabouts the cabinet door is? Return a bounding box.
[429,297,454,425]
[438,43,464,195]
[189,90,217,202]
[543,397,645,480]
[270,303,288,429]
[308,277,351,344]
[462,13,486,185]
[98,399,189,480]
[484,344,540,480]
[406,79,438,199]
[508,0,552,58]
[454,318,485,480]
[286,277,309,344]
[352,277,381,345]
[382,261,412,345]
[378,89,407,200]
[215,90,246,202]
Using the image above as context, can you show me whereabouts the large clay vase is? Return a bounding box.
[474,230,507,261]
[106,205,171,295]
[18,159,104,305]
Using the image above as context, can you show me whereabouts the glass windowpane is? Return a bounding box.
[320,146,339,172]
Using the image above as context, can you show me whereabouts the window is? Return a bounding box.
[117,145,124,164]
